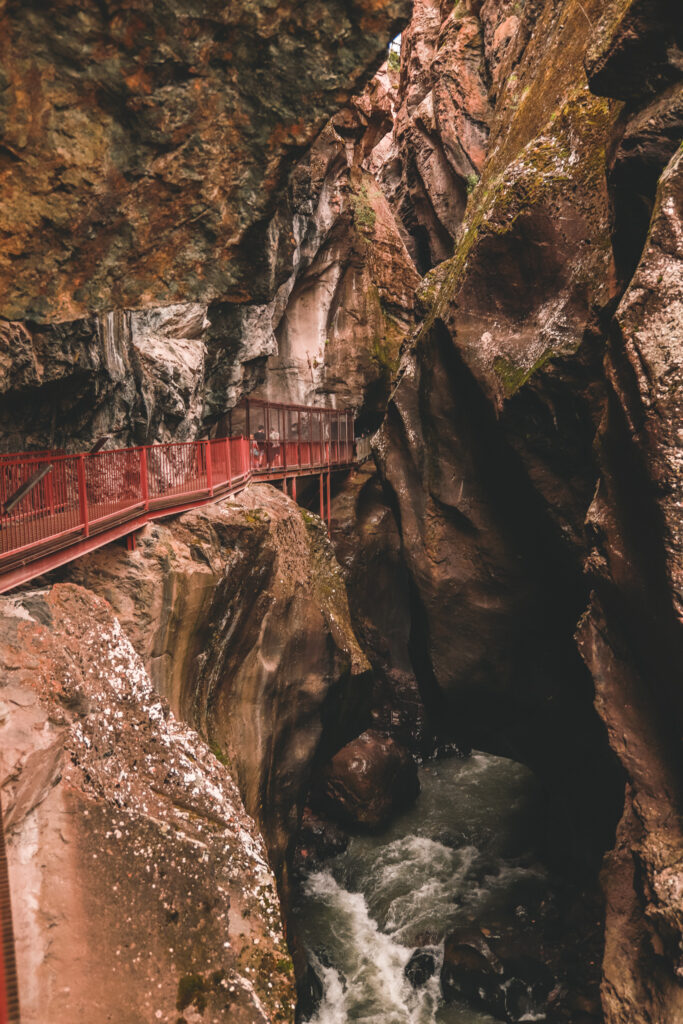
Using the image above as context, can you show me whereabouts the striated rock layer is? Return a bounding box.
[0,583,295,1024]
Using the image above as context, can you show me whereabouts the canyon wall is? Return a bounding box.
[367,0,682,1019]
[0,62,419,453]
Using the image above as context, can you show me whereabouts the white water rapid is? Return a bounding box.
[294,752,551,1024]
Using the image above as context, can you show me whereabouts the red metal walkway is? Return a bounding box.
[0,398,355,596]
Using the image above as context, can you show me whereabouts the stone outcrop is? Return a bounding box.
[61,484,371,897]
[0,583,295,1024]
[329,461,436,755]
[0,0,411,324]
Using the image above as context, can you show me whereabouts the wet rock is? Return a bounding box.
[441,929,505,1017]
[294,807,349,875]
[312,729,419,830]
[404,949,436,988]
[296,961,324,1023]
[441,927,555,1022]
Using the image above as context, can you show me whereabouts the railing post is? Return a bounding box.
[77,454,89,537]
[205,440,213,496]
[139,448,149,511]
[225,438,232,487]
[326,471,331,526]
[298,411,302,469]
[319,472,324,519]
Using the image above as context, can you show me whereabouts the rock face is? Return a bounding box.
[0,66,420,453]
[577,27,683,1020]
[379,0,494,271]
[253,69,421,420]
[61,484,371,896]
[376,0,626,867]
[0,305,219,452]
[0,583,295,1024]
[329,460,436,755]
[311,728,419,830]
[369,0,683,1019]
[0,0,411,323]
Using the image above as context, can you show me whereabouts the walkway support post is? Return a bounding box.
[225,438,232,486]
[204,440,213,496]
[139,448,149,511]
[319,472,324,520]
[326,472,331,526]
[77,454,89,537]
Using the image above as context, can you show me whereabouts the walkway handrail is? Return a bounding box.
[0,401,355,595]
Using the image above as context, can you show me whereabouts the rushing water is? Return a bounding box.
[294,752,552,1024]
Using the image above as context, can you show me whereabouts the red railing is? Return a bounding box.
[0,400,355,594]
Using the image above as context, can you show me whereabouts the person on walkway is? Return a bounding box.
[254,424,266,467]
[269,427,280,467]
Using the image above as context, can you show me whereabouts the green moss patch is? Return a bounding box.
[351,183,376,236]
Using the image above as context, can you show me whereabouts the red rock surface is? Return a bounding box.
[0,0,411,323]
[0,583,295,1023]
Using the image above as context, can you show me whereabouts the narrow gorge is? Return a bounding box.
[0,2,681,1023]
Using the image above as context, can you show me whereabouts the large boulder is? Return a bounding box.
[312,728,419,829]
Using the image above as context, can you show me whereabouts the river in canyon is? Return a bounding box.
[294,752,557,1024]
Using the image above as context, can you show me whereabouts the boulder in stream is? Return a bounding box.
[404,949,436,988]
[441,929,506,1017]
[313,729,419,830]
